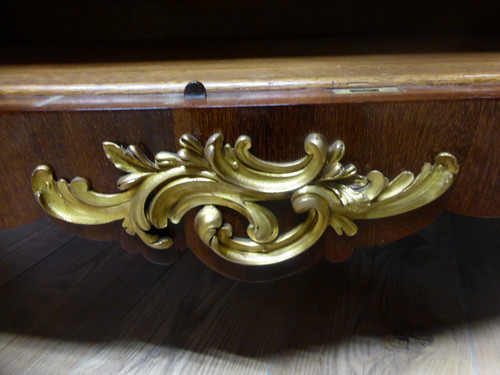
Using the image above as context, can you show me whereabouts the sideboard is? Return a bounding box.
[0,2,498,280]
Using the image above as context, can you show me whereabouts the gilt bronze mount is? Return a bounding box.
[32,133,458,266]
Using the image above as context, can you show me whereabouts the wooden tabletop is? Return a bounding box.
[1,52,500,96]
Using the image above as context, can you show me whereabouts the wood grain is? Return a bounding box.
[0,98,498,279]
[0,218,74,287]
[1,53,499,96]
[0,37,498,279]
[450,216,500,375]
[0,226,169,367]
[3,85,500,112]
[0,213,498,374]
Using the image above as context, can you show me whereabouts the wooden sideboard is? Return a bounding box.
[0,3,498,280]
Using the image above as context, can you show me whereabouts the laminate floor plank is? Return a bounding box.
[0,219,50,251]
[0,214,499,374]
[0,233,168,374]
[68,251,220,374]
[270,214,475,375]
[451,215,500,375]
[0,218,75,287]
[70,250,290,374]
[75,215,478,375]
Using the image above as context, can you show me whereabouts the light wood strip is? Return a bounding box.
[1,53,499,96]
[2,85,500,112]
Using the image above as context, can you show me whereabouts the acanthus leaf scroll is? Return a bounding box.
[32,133,458,266]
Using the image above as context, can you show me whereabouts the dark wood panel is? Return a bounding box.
[0,99,498,279]
[446,101,500,216]
[170,99,495,217]
[0,110,177,226]
[0,100,495,223]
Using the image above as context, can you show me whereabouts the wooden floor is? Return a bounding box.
[0,213,499,375]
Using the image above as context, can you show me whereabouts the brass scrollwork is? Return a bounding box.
[32,133,458,266]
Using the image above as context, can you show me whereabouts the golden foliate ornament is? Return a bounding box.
[32,133,458,266]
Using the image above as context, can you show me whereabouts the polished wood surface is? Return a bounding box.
[2,100,499,225]
[1,213,499,373]
[1,95,498,279]
[1,30,498,279]
[3,85,500,112]
[1,52,499,96]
